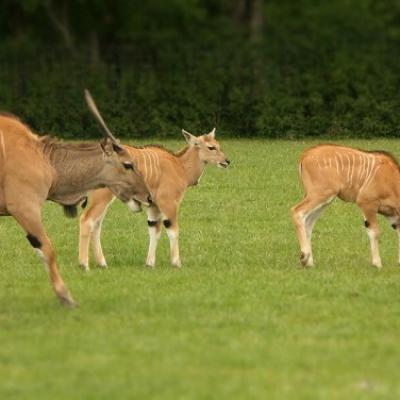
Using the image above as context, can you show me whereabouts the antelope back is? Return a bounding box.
[300,144,400,202]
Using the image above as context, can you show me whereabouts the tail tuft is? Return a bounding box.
[63,205,78,218]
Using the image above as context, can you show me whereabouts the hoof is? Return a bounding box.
[57,290,77,308]
[79,263,90,272]
[98,263,108,269]
[300,252,313,267]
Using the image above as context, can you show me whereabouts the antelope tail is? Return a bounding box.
[63,205,78,218]
[84,89,120,143]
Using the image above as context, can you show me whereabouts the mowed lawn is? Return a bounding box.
[1,138,400,399]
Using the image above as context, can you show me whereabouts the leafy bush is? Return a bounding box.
[0,0,399,138]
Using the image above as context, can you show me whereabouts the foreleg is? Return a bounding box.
[11,204,75,306]
[79,189,115,270]
[146,205,162,267]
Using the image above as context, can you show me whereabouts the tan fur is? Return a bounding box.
[79,128,230,269]
[291,144,400,268]
[0,113,150,307]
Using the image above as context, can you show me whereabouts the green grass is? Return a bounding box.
[1,138,400,399]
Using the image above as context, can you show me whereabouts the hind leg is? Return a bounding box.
[305,200,333,241]
[291,194,335,267]
[146,205,162,267]
[359,203,381,268]
[157,200,182,268]
[79,189,115,270]
[383,215,400,264]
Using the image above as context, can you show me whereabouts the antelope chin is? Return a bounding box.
[218,162,229,169]
[126,199,142,213]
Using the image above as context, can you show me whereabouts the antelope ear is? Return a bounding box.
[208,127,216,139]
[100,137,113,156]
[112,142,124,154]
[100,137,123,156]
[182,129,199,145]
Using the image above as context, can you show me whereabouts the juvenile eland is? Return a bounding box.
[79,128,230,270]
[292,144,400,268]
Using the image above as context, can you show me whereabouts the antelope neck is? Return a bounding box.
[48,143,108,196]
[178,145,206,186]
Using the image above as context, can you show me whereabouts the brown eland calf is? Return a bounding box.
[291,144,400,268]
[0,91,150,306]
[79,128,230,270]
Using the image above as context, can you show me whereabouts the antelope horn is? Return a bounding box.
[84,89,120,144]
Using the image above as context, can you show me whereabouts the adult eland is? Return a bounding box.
[0,90,150,306]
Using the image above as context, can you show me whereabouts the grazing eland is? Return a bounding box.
[79,128,230,270]
[0,91,150,306]
[291,144,400,268]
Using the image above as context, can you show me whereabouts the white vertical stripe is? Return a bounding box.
[144,151,153,183]
[149,150,160,182]
[356,153,363,184]
[141,151,148,180]
[349,153,355,187]
[0,129,5,159]
[149,150,158,182]
[361,154,368,183]
[344,153,351,184]
[337,153,344,172]
[364,156,376,189]
[335,155,340,175]
[364,155,373,184]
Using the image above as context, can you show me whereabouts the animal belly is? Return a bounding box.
[49,193,87,206]
[337,187,357,202]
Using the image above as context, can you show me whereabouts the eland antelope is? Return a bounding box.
[79,128,230,270]
[291,144,400,268]
[0,91,150,306]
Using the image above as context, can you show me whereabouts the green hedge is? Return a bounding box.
[0,0,399,139]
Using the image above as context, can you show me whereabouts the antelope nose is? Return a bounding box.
[226,159,231,165]
[147,196,152,205]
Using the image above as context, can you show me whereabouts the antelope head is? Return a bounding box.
[85,90,151,206]
[181,127,230,168]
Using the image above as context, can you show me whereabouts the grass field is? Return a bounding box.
[1,138,400,399]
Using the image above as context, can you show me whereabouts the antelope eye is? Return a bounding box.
[208,146,216,151]
[123,161,134,170]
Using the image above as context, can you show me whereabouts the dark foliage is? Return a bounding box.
[0,0,399,138]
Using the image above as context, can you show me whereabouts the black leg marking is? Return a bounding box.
[26,233,41,248]
[163,219,172,229]
[364,220,370,228]
[148,220,158,227]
